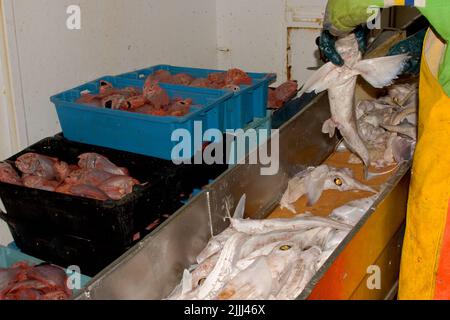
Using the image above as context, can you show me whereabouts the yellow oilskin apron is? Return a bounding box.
[398,29,450,300]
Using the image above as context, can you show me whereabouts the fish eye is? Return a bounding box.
[334,177,343,186]
[198,278,206,286]
[279,245,292,251]
[233,86,240,92]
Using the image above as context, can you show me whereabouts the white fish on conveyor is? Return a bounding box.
[276,246,322,300]
[195,195,246,264]
[329,195,377,226]
[195,228,237,264]
[236,227,333,271]
[238,227,331,259]
[298,33,409,177]
[169,232,249,300]
[265,242,305,295]
[214,257,274,300]
[218,241,304,300]
[231,213,352,235]
[197,232,248,299]
[191,253,219,290]
[280,164,377,212]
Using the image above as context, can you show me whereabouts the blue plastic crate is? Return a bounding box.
[50,76,233,161]
[117,65,277,129]
[0,246,91,295]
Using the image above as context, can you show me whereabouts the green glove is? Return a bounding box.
[318,30,344,66]
[418,0,450,96]
[387,29,426,75]
[324,0,385,36]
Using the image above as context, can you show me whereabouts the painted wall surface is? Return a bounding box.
[0,59,12,160]
[216,0,327,86]
[5,0,218,148]
[216,0,286,85]
[286,0,327,85]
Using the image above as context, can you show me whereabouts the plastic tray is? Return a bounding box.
[51,76,233,161]
[117,65,277,129]
[0,246,91,294]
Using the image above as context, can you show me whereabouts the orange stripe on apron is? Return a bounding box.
[434,200,450,299]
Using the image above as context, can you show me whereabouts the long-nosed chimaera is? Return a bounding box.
[280,165,377,213]
[298,33,410,178]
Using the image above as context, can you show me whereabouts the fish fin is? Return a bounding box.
[181,269,193,295]
[322,119,337,138]
[280,176,305,212]
[353,54,410,88]
[233,194,246,220]
[298,62,339,97]
[304,166,329,206]
[286,204,297,214]
[280,199,298,213]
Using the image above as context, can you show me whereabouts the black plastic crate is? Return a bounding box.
[4,220,128,277]
[0,135,228,248]
[0,212,171,277]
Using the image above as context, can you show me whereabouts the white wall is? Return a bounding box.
[216,0,326,85]
[5,0,218,147]
[0,55,13,161]
[216,0,286,84]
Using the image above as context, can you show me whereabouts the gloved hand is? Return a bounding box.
[387,29,427,75]
[324,0,384,36]
[318,26,368,66]
[319,0,382,65]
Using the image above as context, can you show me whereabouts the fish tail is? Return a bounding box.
[341,127,371,174]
